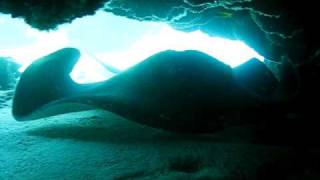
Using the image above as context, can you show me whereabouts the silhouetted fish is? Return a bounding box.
[12,48,284,133]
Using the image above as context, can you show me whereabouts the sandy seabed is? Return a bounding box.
[0,93,297,180]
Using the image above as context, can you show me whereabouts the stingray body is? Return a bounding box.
[13,48,279,133]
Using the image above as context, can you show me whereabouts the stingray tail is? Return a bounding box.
[12,48,81,121]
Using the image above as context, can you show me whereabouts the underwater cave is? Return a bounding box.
[1,0,320,179]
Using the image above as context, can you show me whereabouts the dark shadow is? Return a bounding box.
[25,110,320,147]
[24,114,320,148]
[256,113,320,148]
[25,116,259,145]
[256,150,320,179]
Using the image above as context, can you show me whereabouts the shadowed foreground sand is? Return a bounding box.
[1,100,318,179]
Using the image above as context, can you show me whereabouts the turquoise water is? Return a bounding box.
[0,11,263,84]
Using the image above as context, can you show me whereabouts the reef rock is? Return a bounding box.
[0,57,20,90]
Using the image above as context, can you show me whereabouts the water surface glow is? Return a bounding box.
[0,11,264,83]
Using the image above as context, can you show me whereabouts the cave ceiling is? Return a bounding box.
[0,0,319,64]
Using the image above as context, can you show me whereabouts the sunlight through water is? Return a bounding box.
[0,11,264,84]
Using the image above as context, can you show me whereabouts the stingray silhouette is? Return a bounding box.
[12,48,282,133]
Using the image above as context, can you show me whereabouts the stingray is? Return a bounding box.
[12,48,295,133]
